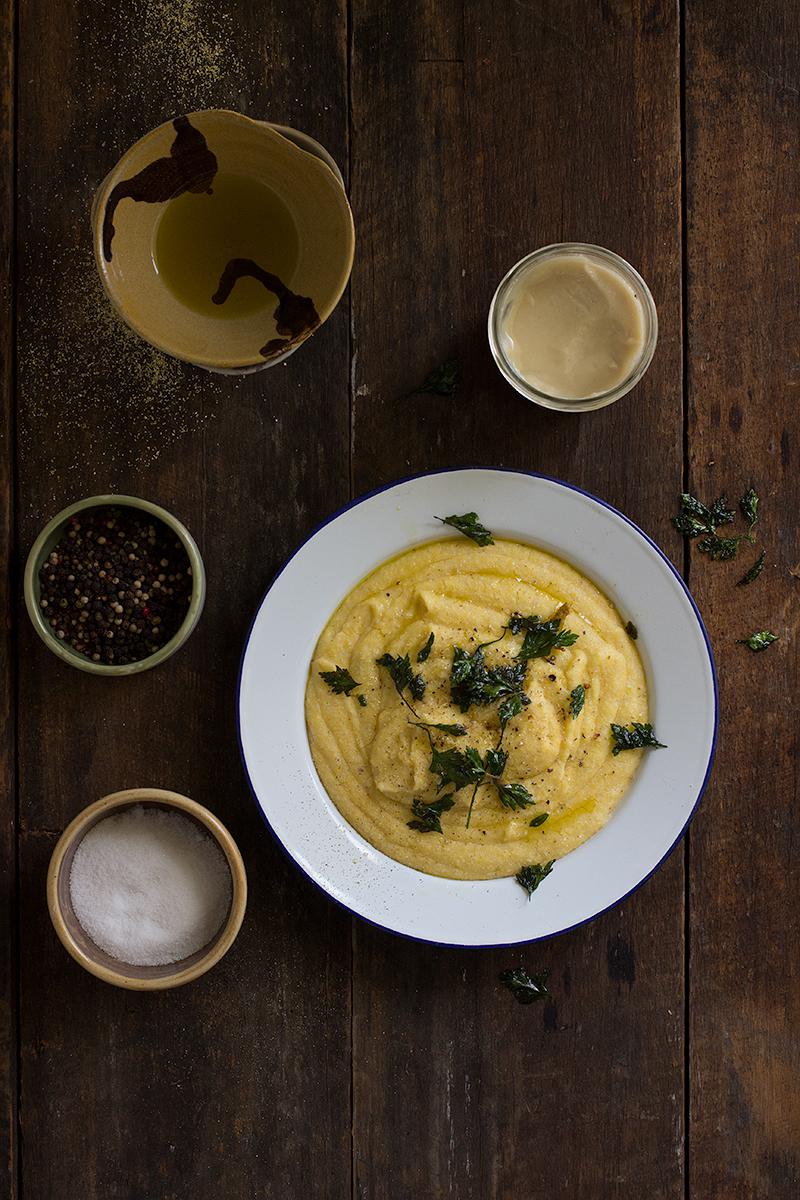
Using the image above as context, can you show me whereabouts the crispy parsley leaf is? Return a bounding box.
[417,632,435,662]
[484,748,508,777]
[429,745,486,793]
[529,812,549,828]
[625,620,639,640]
[376,652,426,702]
[496,782,536,811]
[737,549,766,586]
[409,357,460,397]
[499,967,550,1005]
[740,487,759,530]
[515,861,554,898]
[357,694,367,707]
[698,534,742,561]
[436,511,494,546]
[610,722,667,755]
[319,666,360,695]
[673,493,735,537]
[498,691,526,729]
[511,614,579,661]
[409,720,467,737]
[407,794,455,834]
[450,645,529,712]
[738,630,778,652]
[569,684,586,719]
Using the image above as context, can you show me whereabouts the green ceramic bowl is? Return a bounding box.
[24,495,206,676]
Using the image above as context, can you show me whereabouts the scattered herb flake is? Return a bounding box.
[673,492,735,537]
[436,511,494,546]
[499,966,550,1005]
[625,621,638,640]
[511,614,579,661]
[429,745,486,793]
[407,794,456,834]
[484,748,508,777]
[319,666,360,696]
[409,357,460,398]
[409,720,467,737]
[376,652,425,703]
[738,630,778,652]
[357,694,367,707]
[496,782,536,811]
[450,645,529,712]
[569,684,586,719]
[737,549,765,587]
[529,812,549,828]
[417,632,435,662]
[610,722,667,755]
[514,861,555,898]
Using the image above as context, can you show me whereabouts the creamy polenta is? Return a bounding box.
[305,539,648,881]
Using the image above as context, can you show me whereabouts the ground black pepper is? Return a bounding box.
[38,507,193,665]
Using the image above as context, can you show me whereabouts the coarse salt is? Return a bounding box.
[69,804,232,967]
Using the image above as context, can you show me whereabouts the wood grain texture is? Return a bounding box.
[349,2,685,1197]
[685,3,800,1196]
[16,2,352,1197]
[0,0,16,1193]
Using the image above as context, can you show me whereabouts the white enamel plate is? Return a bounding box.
[238,469,717,946]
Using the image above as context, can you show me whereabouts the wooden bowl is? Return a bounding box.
[92,109,355,372]
[47,789,247,990]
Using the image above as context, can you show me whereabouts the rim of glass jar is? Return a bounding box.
[487,243,659,413]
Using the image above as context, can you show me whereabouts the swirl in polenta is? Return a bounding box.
[305,538,648,881]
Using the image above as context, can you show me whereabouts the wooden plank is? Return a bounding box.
[15,2,352,1197]
[349,2,685,1197]
[685,4,800,1196]
[0,0,16,1193]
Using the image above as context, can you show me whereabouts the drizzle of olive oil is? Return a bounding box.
[152,173,299,319]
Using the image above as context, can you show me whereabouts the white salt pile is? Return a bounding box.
[69,805,232,967]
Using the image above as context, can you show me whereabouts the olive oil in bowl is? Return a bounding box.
[152,173,299,320]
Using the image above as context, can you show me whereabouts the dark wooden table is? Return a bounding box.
[2,2,798,1196]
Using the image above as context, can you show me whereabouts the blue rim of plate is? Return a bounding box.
[237,467,718,948]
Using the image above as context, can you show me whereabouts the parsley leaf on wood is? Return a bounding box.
[436,511,494,546]
[529,812,549,828]
[417,632,435,662]
[697,534,742,561]
[499,967,550,1005]
[409,358,460,398]
[737,549,765,586]
[738,630,778,652]
[376,652,426,703]
[496,782,536,811]
[319,666,360,695]
[407,794,456,834]
[515,861,555,898]
[610,722,667,755]
[673,492,735,538]
[740,487,759,531]
[429,745,486,793]
[569,684,586,719]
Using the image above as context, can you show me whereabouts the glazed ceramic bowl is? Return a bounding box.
[239,468,717,946]
[47,788,247,990]
[92,110,354,372]
[24,494,205,676]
